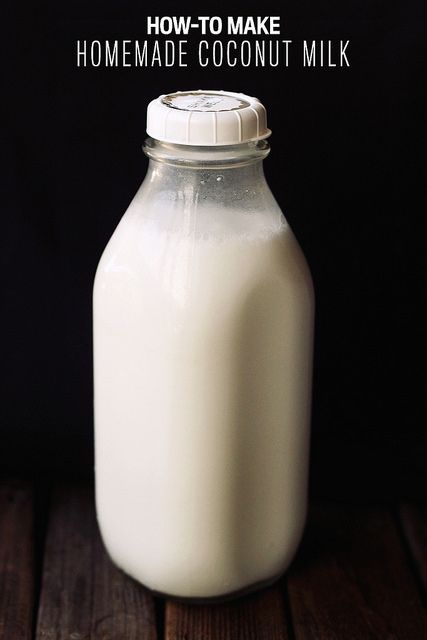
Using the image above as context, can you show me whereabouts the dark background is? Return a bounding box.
[1,1,425,500]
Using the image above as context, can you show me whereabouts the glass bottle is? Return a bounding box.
[93,90,314,600]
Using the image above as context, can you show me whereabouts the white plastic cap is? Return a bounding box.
[146,90,271,146]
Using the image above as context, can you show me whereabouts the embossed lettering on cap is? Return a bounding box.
[162,92,250,112]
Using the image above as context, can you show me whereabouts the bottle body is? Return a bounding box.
[93,148,314,598]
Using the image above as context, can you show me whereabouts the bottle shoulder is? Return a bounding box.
[94,172,313,300]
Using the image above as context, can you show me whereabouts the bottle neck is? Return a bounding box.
[143,138,270,169]
[142,138,270,200]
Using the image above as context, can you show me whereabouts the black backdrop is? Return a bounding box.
[1,1,425,499]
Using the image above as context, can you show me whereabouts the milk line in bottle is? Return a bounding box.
[93,90,315,599]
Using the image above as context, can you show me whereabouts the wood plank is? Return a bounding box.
[0,481,34,640]
[287,504,427,640]
[399,503,427,596]
[165,585,289,640]
[35,485,157,640]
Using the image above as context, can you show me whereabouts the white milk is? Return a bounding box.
[94,191,314,598]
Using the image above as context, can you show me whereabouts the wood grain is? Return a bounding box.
[287,504,427,640]
[165,585,290,640]
[0,481,34,640]
[6,483,426,639]
[399,502,427,596]
[35,485,157,640]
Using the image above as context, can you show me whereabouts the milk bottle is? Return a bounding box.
[93,90,314,599]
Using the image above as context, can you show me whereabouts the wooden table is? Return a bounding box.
[1,481,426,639]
